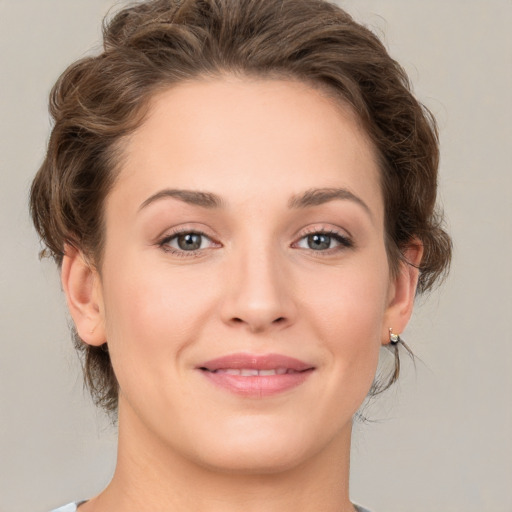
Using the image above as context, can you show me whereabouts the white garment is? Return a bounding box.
[51,505,79,512]
[51,503,372,512]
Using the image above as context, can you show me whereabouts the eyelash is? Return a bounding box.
[292,228,353,255]
[158,228,219,258]
[157,228,353,257]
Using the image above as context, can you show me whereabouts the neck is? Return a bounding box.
[88,400,355,512]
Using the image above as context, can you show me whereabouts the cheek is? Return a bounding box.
[301,254,389,331]
[298,255,390,385]
[99,268,221,428]
[99,256,218,377]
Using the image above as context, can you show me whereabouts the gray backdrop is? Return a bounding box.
[1,1,510,511]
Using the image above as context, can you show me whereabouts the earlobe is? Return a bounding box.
[382,240,423,345]
[61,244,106,346]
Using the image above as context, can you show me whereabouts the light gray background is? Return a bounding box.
[1,1,510,511]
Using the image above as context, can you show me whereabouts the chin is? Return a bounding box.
[184,415,345,475]
[196,443,309,476]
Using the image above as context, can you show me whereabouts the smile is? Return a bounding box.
[204,368,302,376]
[198,353,315,397]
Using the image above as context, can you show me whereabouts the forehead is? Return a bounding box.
[111,76,383,218]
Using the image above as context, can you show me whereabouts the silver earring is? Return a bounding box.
[389,327,401,345]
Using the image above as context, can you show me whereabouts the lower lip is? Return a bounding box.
[200,370,313,397]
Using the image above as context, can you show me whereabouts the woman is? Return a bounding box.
[30,0,451,510]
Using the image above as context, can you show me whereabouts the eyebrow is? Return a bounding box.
[139,189,223,210]
[139,186,372,218]
[288,187,372,218]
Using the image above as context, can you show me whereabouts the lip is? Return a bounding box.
[197,353,315,397]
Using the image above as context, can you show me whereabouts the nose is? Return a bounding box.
[220,243,297,334]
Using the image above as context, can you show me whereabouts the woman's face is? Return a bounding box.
[86,77,408,472]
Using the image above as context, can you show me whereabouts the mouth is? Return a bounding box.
[197,353,315,397]
[201,367,305,376]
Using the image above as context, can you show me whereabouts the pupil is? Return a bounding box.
[308,234,330,250]
[178,233,201,250]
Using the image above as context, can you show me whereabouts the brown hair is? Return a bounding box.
[30,0,451,412]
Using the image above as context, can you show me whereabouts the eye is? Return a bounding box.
[159,231,218,254]
[294,231,353,251]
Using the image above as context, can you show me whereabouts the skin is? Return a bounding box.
[62,76,421,512]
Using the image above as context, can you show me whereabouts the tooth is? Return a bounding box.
[241,369,259,376]
[213,368,292,376]
[214,369,241,375]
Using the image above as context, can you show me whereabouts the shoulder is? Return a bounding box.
[354,505,373,512]
[50,502,371,512]
[49,504,78,512]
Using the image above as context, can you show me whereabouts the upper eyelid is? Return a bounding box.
[294,224,352,241]
[160,228,210,240]
[157,224,217,241]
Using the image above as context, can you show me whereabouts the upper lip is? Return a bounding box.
[198,353,314,372]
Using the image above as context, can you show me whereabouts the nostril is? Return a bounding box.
[273,317,285,324]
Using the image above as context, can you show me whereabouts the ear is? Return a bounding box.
[61,244,106,346]
[382,240,423,345]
